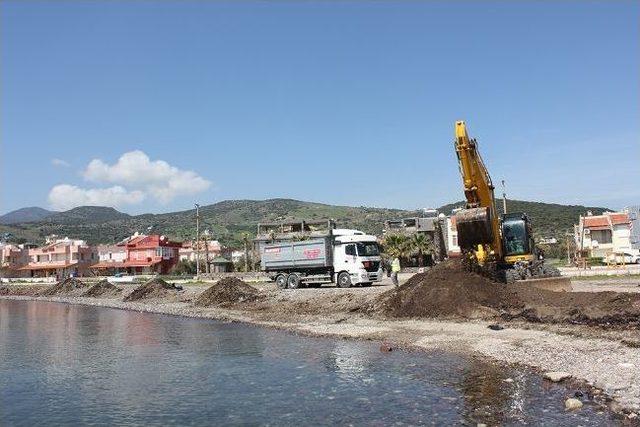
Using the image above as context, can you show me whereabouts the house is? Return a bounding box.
[445,214,461,257]
[89,245,128,275]
[19,237,97,278]
[574,211,632,259]
[0,243,30,278]
[178,240,222,262]
[121,234,181,274]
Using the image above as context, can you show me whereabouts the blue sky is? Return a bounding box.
[1,1,638,214]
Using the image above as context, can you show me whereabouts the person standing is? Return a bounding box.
[391,257,401,287]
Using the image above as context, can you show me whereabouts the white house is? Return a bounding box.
[575,211,632,259]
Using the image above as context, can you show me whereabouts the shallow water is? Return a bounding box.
[0,300,618,426]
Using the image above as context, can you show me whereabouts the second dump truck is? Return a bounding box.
[255,220,382,289]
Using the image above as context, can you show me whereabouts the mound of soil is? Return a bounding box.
[82,279,122,298]
[123,277,181,302]
[194,277,261,307]
[371,259,640,328]
[0,285,48,296]
[39,278,89,297]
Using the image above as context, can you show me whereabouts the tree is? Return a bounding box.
[409,233,435,267]
[173,259,196,275]
[381,234,411,261]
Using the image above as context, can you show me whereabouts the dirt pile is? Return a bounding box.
[123,277,182,302]
[194,278,261,307]
[39,278,89,297]
[0,285,49,296]
[371,259,640,328]
[82,279,122,298]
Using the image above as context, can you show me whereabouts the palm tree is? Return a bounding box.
[381,234,411,261]
[409,233,435,267]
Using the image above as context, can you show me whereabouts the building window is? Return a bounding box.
[156,248,162,257]
[590,229,612,244]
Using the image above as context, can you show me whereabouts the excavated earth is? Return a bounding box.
[194,277,262,308]
[38,278,90,297]
[82,279,122,298]
[123,277,182,302]
[371,259,640,328]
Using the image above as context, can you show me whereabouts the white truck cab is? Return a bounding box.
[332,230,382,287]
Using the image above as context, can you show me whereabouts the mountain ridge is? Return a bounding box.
[0,198,610,247]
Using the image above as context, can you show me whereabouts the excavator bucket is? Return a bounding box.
[518,276,573,292]
[455,207,494,250]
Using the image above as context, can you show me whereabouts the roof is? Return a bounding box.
[583,212,630,229]
[211,256,232,264]
[583,216,609,228]
[18,262,78,271]
[90,261,128,269]
[609,213,630,225]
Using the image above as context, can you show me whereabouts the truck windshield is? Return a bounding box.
[356,242,380,256]
[502,219,528,256]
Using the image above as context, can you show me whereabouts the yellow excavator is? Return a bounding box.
[453,120,571,290]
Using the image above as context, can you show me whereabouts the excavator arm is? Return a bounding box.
[454,121,503,262]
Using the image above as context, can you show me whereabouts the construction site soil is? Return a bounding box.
[194,277,262,307]
[38,278,89,297]
[123,278,182,302]
[372,260,640,328]
[82,280,122,298]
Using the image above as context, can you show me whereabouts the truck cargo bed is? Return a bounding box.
[261,238,332,271]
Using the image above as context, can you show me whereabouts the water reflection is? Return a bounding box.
[0,300,617,426]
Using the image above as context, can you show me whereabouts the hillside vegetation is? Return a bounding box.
[1,198,608,248]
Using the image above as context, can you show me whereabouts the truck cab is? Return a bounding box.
[333,230,382,287]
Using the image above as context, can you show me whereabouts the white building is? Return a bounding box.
[445,215,461,257]
[574,211,632,259]
[625,205,639,249]
[96,245,127,263]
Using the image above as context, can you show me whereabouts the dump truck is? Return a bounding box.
[257,221,382,289]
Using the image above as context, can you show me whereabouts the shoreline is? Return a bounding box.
[2,292,639,420]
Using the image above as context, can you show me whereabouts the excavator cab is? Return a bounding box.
[500,213,536,265]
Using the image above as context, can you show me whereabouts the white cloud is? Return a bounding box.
[83,150,211,203]
[48,184,145,211]
[51,158,70,168]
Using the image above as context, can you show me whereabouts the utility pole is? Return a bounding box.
[501,179,507,214]
[203,229,210,274]
[195,203,200,278]
[243,233,250,272]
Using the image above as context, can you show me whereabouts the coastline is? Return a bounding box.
[2,290,639,420]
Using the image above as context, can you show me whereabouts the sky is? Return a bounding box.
[1,1,638,215]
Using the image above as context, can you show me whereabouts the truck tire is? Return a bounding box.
[287,273,301,289]
[275,274,288,289]
[337,272,352,288]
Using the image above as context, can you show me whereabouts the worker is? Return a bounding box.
[391,257,401,287]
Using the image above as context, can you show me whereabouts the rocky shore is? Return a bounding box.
[2,274,640,421]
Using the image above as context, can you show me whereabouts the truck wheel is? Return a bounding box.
[275,274,288,289]
[337,272,352,288]
[287,273,301,289]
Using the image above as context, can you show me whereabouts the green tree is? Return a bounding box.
[409,233,435,267]
[381,234,411,260]
[173,259,196,275]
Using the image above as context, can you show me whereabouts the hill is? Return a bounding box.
[0,198,609,247]
[45,206,130,224]
[0,207,55,224]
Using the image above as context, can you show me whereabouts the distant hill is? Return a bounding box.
[438,199,610,239]
[44,206,130,224]
[0,207,55,224]
[0,198,610,247]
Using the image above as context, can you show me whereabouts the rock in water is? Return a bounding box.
[543,371,572,382]
[565,398,583,410]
